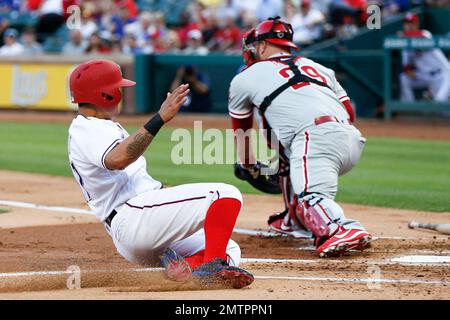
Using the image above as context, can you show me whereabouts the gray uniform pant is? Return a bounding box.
[287,121,366,230]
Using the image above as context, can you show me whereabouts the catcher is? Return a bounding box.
[230,17,372,257]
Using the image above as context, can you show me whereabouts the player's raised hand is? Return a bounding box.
[159,84,190,123]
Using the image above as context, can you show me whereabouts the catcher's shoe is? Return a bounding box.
[161,248,192,282]
[192,258,254,289]
[316,228,372,258]
[268,210,312,239]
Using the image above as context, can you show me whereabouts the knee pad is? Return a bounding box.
[295,194,344,238]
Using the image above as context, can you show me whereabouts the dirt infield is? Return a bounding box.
[0,170,449,300]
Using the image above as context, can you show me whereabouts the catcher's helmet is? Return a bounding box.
[242,17,298,66]
[254,17,298,50]
[69,59,135,108]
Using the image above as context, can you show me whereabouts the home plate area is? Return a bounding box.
[0,222,448,299]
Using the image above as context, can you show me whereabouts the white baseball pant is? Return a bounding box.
[105,183,242,267]
[400,71,450,102]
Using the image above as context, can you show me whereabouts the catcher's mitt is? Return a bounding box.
[233,161,281,194]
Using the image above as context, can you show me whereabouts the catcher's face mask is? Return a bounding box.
[242,28,257,66]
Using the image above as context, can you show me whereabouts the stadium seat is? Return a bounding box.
[42,26,70,53]
[137,0,190,26]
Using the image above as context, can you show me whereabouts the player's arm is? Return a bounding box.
[401,50,416,79]
[105,84,190,170]
[228,76,256,166]
[232,116,256,166]
[338,94,355,123]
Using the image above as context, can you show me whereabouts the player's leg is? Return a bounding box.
[267,173,313,239]
[109,183,253,287]
[430,72,450,102]
[110,183,241,265]
[400,72,416,102]
[170,229,241,267]
[288,125,371,257]
[400,73,430,102]
[289,128,361,228]
[338,125,366,176]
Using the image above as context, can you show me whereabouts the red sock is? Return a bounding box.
[203,198,241,263]
[185,250,205,270]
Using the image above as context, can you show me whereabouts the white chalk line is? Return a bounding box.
[391,255,450,263]
[242,257,450,267]
[254,275,450,286]
[295,247,450,255]
[0,200,92,215]
[233,228,281,238]
[1,200,448,241]
[0,267,447,287]
[1,255,449,280]
[0,268,163,278]
[232,230,448,241]
[242,258,316,264]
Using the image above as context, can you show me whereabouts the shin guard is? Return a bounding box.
[295,195,345,238]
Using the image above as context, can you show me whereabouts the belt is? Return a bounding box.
[314,115,339,126]
[105,209,117,228]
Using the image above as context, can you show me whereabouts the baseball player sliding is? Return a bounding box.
[230,17,372,257]
[67,60,253,288]
[399,13,450,102]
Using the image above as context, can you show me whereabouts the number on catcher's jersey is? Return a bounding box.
[278,65,328,90]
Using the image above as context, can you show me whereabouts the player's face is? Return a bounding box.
[110,104,121,118]
[403,22,419,32]
[254,41,268,60]
[4,35,15,45]
[96,104,121,120]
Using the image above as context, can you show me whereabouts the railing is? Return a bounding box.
[383,36,450,119]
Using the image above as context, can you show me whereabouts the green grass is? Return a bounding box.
[1,121,449,212]
[0,208,10,214]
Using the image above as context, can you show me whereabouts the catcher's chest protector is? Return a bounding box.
[259,56,332,114]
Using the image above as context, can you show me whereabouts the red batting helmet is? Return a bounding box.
[254,16,298,50]
[403,12,419,24]
[69,59,136,108]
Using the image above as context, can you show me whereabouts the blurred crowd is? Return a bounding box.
[0,0,448,56]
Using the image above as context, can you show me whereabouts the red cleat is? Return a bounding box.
[192,258,254,289]
[316,228,372,257]
[161,248,192,282]
[268,210,312,239]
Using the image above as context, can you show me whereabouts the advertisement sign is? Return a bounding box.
[0,63,77,110]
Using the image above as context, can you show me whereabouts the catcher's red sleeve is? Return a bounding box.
[231,116,254,166]
[341,100,355,123]
[231,115,253,132]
